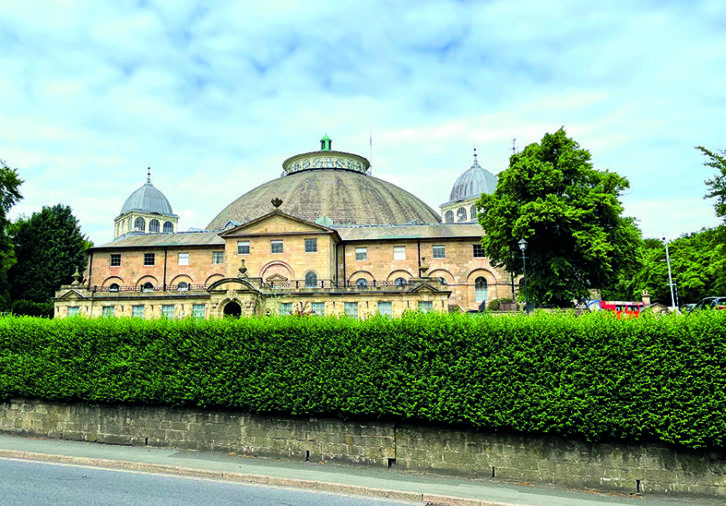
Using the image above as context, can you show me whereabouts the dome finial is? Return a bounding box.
[147,166,151,184]
[472,148,480,168]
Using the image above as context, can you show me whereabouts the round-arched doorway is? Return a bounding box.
[223,301,242,318]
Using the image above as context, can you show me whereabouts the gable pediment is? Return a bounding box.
[408,282,440,294]
[55,289,88,301]
[220,211,334,238]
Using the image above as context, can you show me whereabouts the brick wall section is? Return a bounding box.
[3,398,724,498]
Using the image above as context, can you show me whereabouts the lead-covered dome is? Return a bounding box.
[206,138,441,229]
[120,181,175,216]
[448,155,497,202]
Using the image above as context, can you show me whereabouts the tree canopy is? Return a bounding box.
[477,128,641,307]
[696,145,726,222]
[0,161,23,310]
[604,227,726,305]
[9,204,88,311]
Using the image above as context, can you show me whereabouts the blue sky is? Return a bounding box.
[2,0,725,245]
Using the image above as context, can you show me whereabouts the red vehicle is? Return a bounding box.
[600,300,644,318]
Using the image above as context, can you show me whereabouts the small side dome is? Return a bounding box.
[448,151,497,202]
[120,169,175,216]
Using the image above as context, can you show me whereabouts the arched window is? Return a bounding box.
[177,281,189,291]
[475,277,488,303]
[134,217,145,231]
[305,271,318,288]
[109,283,119,293]
[470,205,477,222]
[356,278,368,289]
[456,207,467,222]
[163,221,173,233]
[142,282,154,292]
[394,277,407,287]
[444,210,454,223]
[149,219,160,233]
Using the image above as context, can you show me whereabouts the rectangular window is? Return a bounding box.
[473,244,485,258]
[355,247,367,261]
[110,254,121,267]
[144,253,155,266]
[67,306,80,317]
[377,301,392,317]
[237,241,250,255]
[162,304,175,319]
[311,302,325,316]
[271,240,283,254]
[212,251,224,264]
[393,246,406,260]
[192,304,206,320]
[102,306,115,318]
[279,302,292,315]
[344,302,358,319]
[418,301,433,313]
[432,245,446,259]
[178,252,189,266]
[132,305,144,318]
[304,238,317,253]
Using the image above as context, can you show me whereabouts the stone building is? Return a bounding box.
[55,138,512,319]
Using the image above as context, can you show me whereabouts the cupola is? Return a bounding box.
[440,149,498,223]
[113,167,179,239]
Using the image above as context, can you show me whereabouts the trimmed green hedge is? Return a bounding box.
[1,311,725,449]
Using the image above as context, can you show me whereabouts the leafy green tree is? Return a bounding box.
[696,146,726,222]
[632,228,726,305]
[477,128,642,307]
[8,204,89,310]
[0,161,23,310]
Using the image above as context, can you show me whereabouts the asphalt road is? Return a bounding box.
[0,458,417,506]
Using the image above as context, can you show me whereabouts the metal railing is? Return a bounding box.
[91,278,440,294]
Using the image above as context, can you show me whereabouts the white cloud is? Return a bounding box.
[1,0,724,244]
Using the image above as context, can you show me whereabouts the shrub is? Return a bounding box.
[486,297,513,311]
[1,311,725,449]
[10,299,53,318]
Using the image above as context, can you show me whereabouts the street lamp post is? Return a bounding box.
[518,238,529,315]
[662,237,676,310]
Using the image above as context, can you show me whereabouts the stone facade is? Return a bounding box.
[55,212,513,318]
[2,398,725,499]
[55,139,517,319]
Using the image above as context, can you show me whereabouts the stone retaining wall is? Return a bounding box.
[1,398,724,498]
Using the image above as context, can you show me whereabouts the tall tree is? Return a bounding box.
[631,228,726,305]
[696,146,726,222]
[0,160,23,310]
[9,204,88,308]
[477,128,641,307]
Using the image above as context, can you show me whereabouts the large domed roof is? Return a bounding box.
[448,153,497,202]
[207,170,441,230]
[206,140,441,229]
[120,172,175,216]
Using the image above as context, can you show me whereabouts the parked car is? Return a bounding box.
[691,297,726,311]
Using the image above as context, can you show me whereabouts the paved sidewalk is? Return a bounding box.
[0,434,718,506]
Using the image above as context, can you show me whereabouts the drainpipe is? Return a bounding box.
[342,244,346,287]
[87,251,93,287]
[163,248,168,291]
[417,240,421,274]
